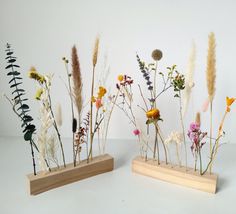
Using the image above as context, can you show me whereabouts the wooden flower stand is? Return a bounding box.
[132,156,217,193]
[27,154,114,195]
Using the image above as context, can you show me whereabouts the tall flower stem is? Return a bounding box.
[156,124,168,164]
[46,85,66,168]
[89,66,96,160]
[64,61,76,166]
[199,149,203,175]
[209,101,213,173]
[179,91,187,169]
[153,125,160,164]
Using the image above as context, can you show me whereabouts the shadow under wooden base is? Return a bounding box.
[132,156,217,193]
[27,154,114,195]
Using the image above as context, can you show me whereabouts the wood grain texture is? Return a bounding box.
[132,156,217,193]
[27,154,114,195]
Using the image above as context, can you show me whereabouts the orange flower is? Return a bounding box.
[97,86,107,99]
[146,108,160,119]
[226,97,235,112]
[96,99,103,109]
[118,75,124,82]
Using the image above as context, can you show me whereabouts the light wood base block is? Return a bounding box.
[132,156,217,193]
[27,154,114,195]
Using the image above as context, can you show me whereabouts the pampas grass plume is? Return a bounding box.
[206,32,216,102]
[72,45,83,119]
[92,36,99,67]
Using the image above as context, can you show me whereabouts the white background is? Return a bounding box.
[0,0,235,142]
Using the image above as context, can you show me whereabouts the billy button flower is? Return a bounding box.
[28,67,45,84]
[35,88,44,100]
[226,97,235,112]
[118,74,124,82]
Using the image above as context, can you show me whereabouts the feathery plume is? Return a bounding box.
[55,103,62,127]
[183,41,196,116]
[92,36,99,67]
[71,45,83,122]
[206,32,216,102]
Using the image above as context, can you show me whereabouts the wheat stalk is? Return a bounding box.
[71,45,83,124]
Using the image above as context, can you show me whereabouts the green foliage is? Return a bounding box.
[5,43,36,141]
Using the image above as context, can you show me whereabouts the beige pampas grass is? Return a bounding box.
[183,42,196,117]
[55,103,62,127]
[71,45,83,122]
[206,32,216,102]
[92,36,99,67]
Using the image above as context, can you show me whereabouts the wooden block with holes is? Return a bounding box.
[132,156,218,193]
[27,154,114,195]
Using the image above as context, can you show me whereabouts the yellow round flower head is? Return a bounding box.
[226,97,235,112]
[91,96,96,103]
[118,75,124,82]
[146,108,160,120]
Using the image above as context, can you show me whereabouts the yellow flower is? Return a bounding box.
[35,88,44,100]
[28,67,45,84]
[226,97,235,112]
[118,75,124,82]
[146,108,160,119]
[91,96,96,103]
[97,86,107,99]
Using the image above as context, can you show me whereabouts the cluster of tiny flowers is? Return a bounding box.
[187,122,207,153]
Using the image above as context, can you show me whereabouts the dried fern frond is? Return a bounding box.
[206,32,216,102]
[71,45,83,121]
[55,103,62,127]
[183,41,196,116]
[92,36,99,67]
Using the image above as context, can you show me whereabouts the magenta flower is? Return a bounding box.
[189,122,200,132]
[133,129,141,136]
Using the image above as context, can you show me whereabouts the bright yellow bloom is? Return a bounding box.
[118,75,124,82]
[97,86,107,99]
[146,108,160,119]
[28,67,45,84]
[35,88,44,100]
[226,97,235,112]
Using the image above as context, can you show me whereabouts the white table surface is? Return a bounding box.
[0,136,236,214]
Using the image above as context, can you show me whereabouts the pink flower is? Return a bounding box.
[96,99,103,109]
[190,122,200,132]
[133,129,140,136]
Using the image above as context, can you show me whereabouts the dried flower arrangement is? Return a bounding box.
[3,38,116,195]
[116,33,235,193]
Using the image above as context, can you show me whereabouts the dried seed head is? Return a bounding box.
[151,49,163,61]
[195,112,201,126]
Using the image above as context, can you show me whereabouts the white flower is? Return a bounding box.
[165,131,183,145]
